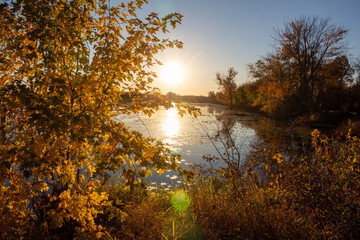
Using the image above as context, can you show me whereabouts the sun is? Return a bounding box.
[159,62,185,85]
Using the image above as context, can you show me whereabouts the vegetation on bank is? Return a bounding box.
[4,120,358,239]
[97,120,360,240]
[188,126,360,239]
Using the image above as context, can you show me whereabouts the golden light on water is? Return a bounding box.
[162,108,180,138]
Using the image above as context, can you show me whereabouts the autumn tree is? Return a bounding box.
[249,16,349,116]
[275,16,348,115]
[317,55,353,111]
[216,67,238,108]
[0,0,184,238]
[248,53,296,114]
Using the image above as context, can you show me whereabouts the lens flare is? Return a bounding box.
[171,190,190,212]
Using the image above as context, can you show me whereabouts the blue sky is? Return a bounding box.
[135,0,360,95]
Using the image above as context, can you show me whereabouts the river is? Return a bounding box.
[116,103,262,189]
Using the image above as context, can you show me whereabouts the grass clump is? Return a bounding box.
[187,176,310,239]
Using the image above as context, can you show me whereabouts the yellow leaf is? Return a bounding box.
[158,168,165,175]
[96,231,103,239]
[273,154,283,164]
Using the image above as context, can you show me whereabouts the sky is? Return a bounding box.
[132,0,360,96]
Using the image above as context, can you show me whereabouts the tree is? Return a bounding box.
[354,57,360,84]
[248,53,296,115]
[349,57,360,112]
[208,91,217,103]
[275,16,348,115]
[216,67,238,108]
[0,0,184,238]
[249,16,349,116]
[317,55,353,111]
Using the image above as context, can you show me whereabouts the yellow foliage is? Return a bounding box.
[0,0,184,237]
[273,153,283,164]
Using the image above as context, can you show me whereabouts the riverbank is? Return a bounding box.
[106,119,360,239]
[66,119,358,240]
[4,117,360,239]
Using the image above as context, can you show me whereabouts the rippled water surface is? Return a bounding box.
[116,104,259,188]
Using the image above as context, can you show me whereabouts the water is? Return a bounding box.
[115,103,259,188]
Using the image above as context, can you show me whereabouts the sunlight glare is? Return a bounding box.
[160,62,185,85]
[162,108,180,138]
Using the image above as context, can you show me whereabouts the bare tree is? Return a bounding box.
[274,16,348,115]
[353,56,360,84]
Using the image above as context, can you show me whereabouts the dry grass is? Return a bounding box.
[188,180,313,240]
[93,122,360,239]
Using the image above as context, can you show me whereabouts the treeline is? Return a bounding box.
[211,16,360,119]
[165,92,210,104]
[117,92,210,106]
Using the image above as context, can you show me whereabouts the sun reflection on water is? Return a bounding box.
[162,108,180,140]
